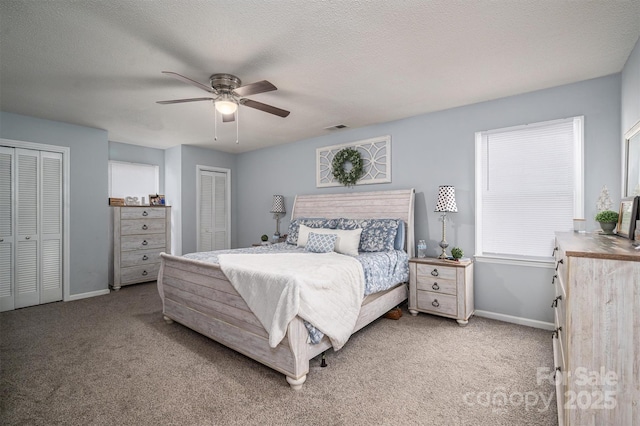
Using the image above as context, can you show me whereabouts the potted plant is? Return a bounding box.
[450,247,464,261]
[595,210,619,234]
[260,234,270,245]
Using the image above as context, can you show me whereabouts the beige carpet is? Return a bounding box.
[1,282,557,425]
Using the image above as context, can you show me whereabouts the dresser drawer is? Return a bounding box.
[120,218,166,236]
[416,277,457,295]
[416,291,457,317]
[121,234,166,251]
[120,263,160,284]
[121,248,164,267]
[416,263,457,281]
[120,207,166,220]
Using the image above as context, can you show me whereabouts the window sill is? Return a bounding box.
[473,255,555,269]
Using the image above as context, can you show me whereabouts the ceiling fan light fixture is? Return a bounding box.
[215,99,238,115]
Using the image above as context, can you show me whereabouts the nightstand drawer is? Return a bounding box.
[416,263,457,281]
[416,291,457,317]
[416,278,457,295]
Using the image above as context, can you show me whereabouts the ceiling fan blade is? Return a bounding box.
[222,113,235,123]
[233,80,277,97]
[156,97,214,104]
[240,99,290,117]
[161,71,218,94]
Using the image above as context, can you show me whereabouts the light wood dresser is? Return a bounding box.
[552,232,639,426]
[408,257,474,326]
[112,206,171,291]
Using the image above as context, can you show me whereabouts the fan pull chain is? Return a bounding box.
[214,105,218,141]
[235,108,239,144]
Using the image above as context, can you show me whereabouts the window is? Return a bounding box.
[108,161,159,201]
[475,117,583,263]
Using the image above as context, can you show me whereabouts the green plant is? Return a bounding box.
[595,210,619,223]
[261,234,269,242]
[451,247,463,260]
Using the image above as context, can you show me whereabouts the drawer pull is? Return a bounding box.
[552,246,558,256]
[142,224,148,230]
[555,259,564,271]
[142,211,148,216]
[142,270,148,276]
[552,274,557,285]
[142,240,148,246]
[553,366,561,380]
[551,295,562,308]
[432,283,440,291]
[25,236,31,240]
[431,269,439,277]
[431,299,440,308]
[142,255,149,261]
[0,238,3,242]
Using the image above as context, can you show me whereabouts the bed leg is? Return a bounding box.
[286,375,307,391]
[320,351,327,368]
[163,315,174,324]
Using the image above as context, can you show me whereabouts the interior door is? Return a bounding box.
[198,169,229,252]
[40,151,62,304]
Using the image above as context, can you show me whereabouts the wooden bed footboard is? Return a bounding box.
[157,252,407,389]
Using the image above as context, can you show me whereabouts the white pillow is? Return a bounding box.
[297,224,362,257]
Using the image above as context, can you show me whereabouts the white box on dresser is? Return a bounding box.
[552,232,639,426]
[112,206,171,291]
[408,257,474,326]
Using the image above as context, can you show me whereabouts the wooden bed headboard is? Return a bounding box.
[290,189,415,257]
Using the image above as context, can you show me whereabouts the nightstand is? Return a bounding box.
[408,257,474,326]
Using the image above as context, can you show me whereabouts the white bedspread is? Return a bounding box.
[217,252,365,350]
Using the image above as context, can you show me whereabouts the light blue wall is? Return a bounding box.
[236,74,622,324]
[0,112,109,296]
[108,141,166,194]
[622,36,640,134]
[164,145,182,255]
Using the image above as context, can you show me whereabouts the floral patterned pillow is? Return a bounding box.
[285,218,338,245]
[338,218,400,252]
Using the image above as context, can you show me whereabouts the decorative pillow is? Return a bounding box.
[338,218,400,252]
[285,218,339,245]
[394,220,406,251]
[305,232,337,253]
[297,224,362,256]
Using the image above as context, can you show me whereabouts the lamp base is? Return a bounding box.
[438,240,449,259]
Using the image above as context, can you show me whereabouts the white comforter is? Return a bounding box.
[217,252,365,350]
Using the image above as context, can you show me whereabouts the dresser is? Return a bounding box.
[112,206,171,291]
[408,258,474,326]
[552,232,639,426]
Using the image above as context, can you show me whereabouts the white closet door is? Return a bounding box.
[40,152,62,304]
[0,147,15,311]
[15,148,40,309]
[198,169,229,252]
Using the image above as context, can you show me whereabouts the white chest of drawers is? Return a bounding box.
[112,206,171,290]
[408,257,474,326]
[552,232,639,426]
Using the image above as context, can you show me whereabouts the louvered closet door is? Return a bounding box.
[40,151,62,304]
[198,170,229,251]
[15,148,40,309]
[0,147,15,311]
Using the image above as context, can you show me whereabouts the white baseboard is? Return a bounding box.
[66,289,110,302]
[474,310,555,330]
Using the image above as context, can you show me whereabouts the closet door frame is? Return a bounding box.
[196,165,231,252]
[0,138,70,302]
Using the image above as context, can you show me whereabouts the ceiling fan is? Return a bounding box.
[156,71,290,122]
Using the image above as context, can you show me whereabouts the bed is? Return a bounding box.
[157,189,415,389]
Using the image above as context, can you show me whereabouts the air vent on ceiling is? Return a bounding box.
[324,124,349,131]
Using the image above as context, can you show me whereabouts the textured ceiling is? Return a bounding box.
[1,0,639,154]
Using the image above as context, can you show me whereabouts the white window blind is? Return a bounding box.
[108,161,159,201]
[475,117,583,261]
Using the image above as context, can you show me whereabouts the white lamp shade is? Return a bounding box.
[434,185,458,212]
[270,195,286,214]
[215,100,238,115]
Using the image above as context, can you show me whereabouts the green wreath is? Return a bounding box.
[332,147,364,187]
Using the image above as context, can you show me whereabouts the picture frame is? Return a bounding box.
[616,196,639,239]
[623,120,640,197]
[149,194,165,206]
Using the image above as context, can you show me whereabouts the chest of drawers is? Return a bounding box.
[112,206,171,290]
[408,258,474,326]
